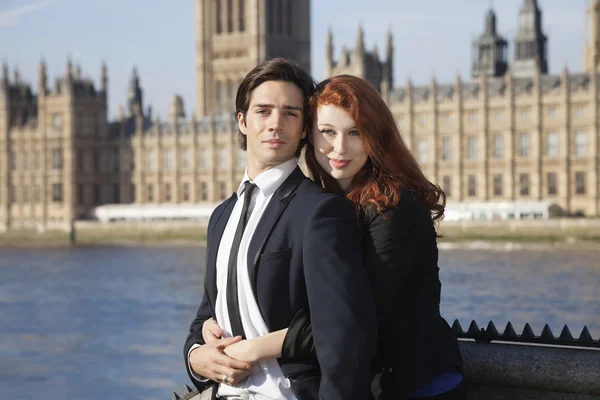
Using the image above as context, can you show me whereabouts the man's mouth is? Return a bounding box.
[263,139,286,148]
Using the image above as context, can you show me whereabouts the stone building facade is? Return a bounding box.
[2,0,600,232]
[0,61,134,231]
[137,0,310,207]
[327,0,600,216]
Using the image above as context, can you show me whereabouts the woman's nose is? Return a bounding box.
[334,135,347,155]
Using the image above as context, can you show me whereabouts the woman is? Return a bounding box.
[203,75,464,399]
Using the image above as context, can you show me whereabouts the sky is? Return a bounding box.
[1,0,591,120]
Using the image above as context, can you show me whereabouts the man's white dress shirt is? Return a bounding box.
[191,158,299,400]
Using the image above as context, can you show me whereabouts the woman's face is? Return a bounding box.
[311,104,369,190]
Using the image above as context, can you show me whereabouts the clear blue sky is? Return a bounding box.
[1,0,590,119]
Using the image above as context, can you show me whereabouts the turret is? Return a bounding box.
[38,59,47,96]
[356,23,365,56]
[66,58,73,87]
[101,62,108,93]
[325,28,334,77]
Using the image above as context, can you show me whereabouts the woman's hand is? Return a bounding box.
[202,318,224,343]
[223,339,259,364]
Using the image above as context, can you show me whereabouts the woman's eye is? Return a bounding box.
[349,130,360,136]
[320,129,334,135]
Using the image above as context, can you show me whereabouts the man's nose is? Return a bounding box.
[268,111,284,132]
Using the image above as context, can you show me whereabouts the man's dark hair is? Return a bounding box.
[235,58,316,156]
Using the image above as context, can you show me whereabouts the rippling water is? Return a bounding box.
[0,245,598,399]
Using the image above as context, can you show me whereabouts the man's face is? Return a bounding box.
[238,80,305,178]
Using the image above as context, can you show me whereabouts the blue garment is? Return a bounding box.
[408,372,463,398]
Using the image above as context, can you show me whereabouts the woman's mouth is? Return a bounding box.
[329,158,350,168]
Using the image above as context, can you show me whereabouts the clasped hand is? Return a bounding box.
[189,319,257,386]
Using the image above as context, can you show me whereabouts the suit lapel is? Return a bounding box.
[205,194,237,308]
[247,167,306,299]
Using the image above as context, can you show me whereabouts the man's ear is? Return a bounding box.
[300,127,307,140]
[237,112,247,135]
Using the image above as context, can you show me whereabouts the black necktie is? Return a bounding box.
[227,181,257,338]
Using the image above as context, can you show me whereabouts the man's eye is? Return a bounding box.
[286,112,298,117]
[256,109,269,114]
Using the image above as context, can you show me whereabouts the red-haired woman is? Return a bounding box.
[202,75,464,399]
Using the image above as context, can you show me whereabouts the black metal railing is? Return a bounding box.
[451,319,600,348]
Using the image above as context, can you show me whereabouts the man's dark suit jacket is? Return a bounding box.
[283,189,463,398]
[184,167,377,400]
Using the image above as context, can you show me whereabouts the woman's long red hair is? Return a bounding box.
[305,75,446,221]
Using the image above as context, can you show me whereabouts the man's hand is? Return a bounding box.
[189,336,253,385]
[202,318,224,343]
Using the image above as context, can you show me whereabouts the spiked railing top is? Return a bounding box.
[451,319,599,348]
[172,384,196,400]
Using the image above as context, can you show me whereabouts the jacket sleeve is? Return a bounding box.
[281,308,315,359]
[303,195,377,400]
[183,289,215,391]
[183,206,221,392]
[364,193,436,326]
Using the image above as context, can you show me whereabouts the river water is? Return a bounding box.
[0,245,598,399]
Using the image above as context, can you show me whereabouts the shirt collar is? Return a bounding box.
[236,158,298,198]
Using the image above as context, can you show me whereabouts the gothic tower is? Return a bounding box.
[326,24,389,94]
[127,67,143,117]
[585,0,600,71]
[512,0,548,77]
[195,0,311,116]
[472,9,508,78]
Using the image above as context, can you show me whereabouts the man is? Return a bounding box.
[183,58,377,400]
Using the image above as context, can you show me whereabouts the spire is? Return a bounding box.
[67,58,73,77]
[13,67,20,84]
[386,28,394,88]
[326,28,333,62]
[127,66,143,117]
[39,59,47,94]
[66,57,73,87]
[325,28,334,77]
[472,7,508,78]
[485,8,497,35]
[523,0,538,9]
[2,64,7,84]
[356,23,365,54]
[386,29,393,60]
[101,62,108,92]
[513,0,547,77]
